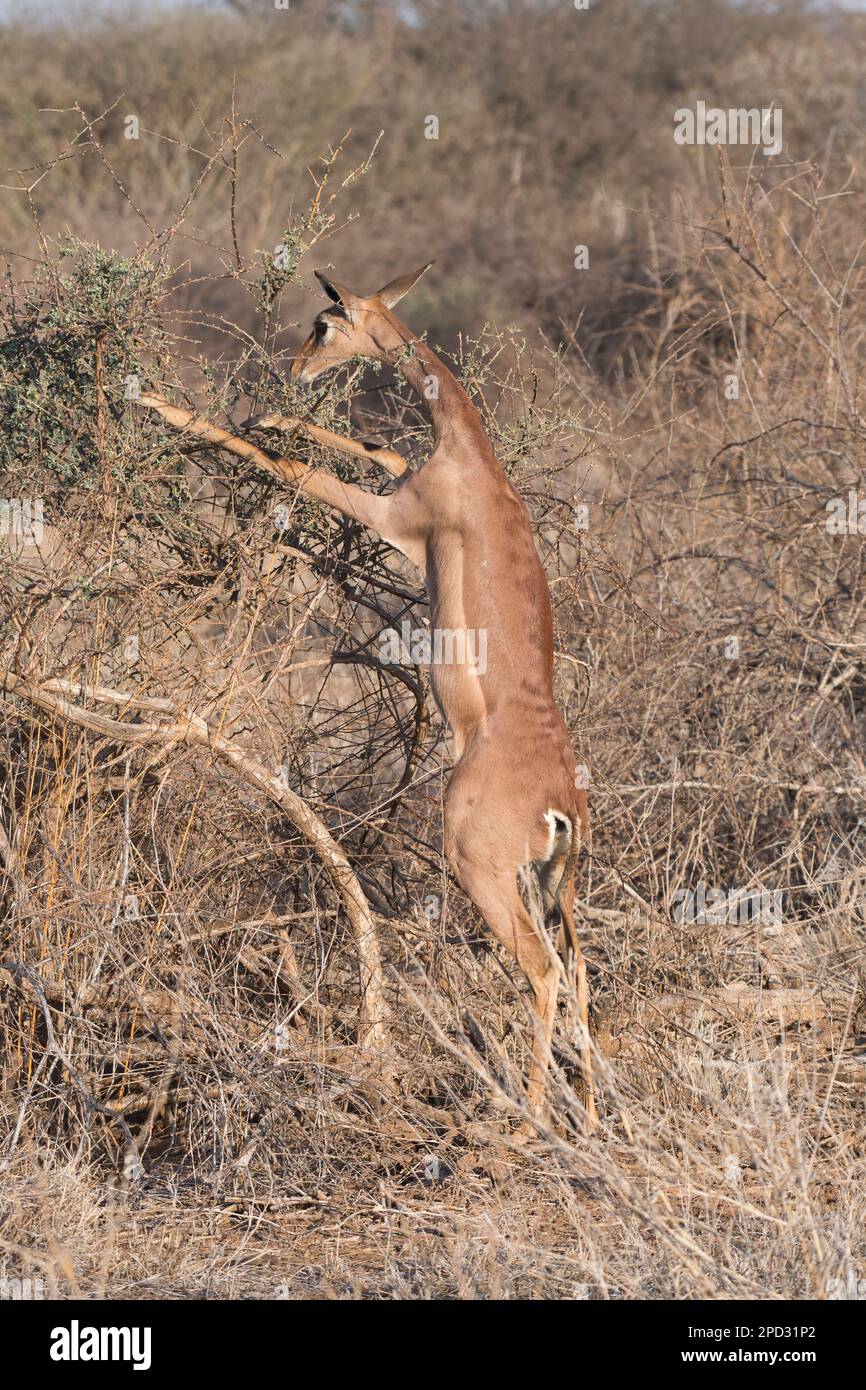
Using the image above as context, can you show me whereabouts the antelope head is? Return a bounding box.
[291,262,433,382]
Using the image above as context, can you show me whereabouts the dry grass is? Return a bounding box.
[1,0,865,1300]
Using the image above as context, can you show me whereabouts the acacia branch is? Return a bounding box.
[0,670,389,1051]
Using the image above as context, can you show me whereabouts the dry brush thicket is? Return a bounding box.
[1,0,865,1300]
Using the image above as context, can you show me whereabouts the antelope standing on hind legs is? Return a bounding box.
[282,263,597,1128]
[142,265,596,1125]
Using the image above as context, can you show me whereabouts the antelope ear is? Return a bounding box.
[375,261,434,309]
[314,269,357,308]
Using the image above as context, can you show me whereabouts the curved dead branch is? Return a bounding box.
[0,670,389,1051]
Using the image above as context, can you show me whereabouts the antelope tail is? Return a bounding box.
[536,810,574,923]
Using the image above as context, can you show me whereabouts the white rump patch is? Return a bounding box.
[543,808,572,860]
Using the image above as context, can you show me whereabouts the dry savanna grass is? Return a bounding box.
[0,0,865,1300]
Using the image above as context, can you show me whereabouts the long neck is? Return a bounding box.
[372,313,493,457]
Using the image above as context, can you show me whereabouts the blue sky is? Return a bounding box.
[2,0,865,29]
[2,0,866,13]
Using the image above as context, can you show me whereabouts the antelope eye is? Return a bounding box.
[314,318,330,343]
